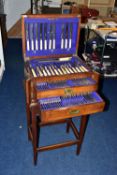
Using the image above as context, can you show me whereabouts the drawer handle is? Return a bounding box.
[64,88,73,96]
[69,110,80,115]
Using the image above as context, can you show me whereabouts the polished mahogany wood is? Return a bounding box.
[22,14,105,165]
[30,103,90,165]
[22,14,81,61]
[39,101,105,123]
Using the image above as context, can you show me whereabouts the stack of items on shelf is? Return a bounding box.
[83,18,117,77]
[46,0,62,8]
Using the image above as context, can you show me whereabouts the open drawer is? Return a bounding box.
[38,92,105,122]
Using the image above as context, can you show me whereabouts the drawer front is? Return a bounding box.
[40,102,105,122]
[35,77,99,98]
[37,84,98,98]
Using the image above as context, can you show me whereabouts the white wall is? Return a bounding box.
[4,0,30,31]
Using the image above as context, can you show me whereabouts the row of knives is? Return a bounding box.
[39,92,102,110]
[26,22,73,51]
[26,39,72,51]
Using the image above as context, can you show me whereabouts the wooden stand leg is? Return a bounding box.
[66,119,71,133]
[76,115,88,155]
[26,104,32,140]
[31,106,38,165]
[25,79,31,140]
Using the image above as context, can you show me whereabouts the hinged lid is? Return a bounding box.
[22,14,81,59]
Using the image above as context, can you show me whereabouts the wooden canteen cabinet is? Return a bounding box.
[22,14,105,165]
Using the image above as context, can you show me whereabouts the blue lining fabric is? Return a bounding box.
[24,17,79,57]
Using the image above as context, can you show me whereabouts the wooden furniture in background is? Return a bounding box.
[31,0,62,14]
[87,0,115,16]
[42,6,62,14]
[62,0,115,16]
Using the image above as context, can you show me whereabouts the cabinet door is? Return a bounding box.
[89,0,115,7]
[78,0,88,5]
[89,0,115,16]
[0,27,5,82]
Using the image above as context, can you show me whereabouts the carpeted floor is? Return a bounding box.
[0,39,117,175]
